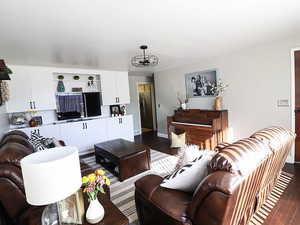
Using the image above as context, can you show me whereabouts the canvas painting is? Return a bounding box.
[185,69,217,97]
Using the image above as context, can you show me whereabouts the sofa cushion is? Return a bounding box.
[209,138,271,176]
[135,174,192,222]
[251,126,296,152]
[161,151,217,192]
[214,142,231,152]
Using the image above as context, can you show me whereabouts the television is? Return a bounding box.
[82,92,102,117]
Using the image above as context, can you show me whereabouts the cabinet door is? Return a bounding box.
[84,119,108,150]
[18,127,37,137]
[101,72,118,105]
[6,66,32,113]
[59,121,87,152]
[119,115,134,141]
[30,68,56,111]
[115,72,130,104]
[38,125,61,140]
[106,117,121,140]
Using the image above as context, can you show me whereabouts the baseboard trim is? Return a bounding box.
[157,132,168,139]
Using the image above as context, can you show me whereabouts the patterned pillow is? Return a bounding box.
[28,131,48,152]
[175,145,205,170]
[161,151,217,193]
[170,132,186,148]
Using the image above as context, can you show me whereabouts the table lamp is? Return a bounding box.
[21,146,84,225]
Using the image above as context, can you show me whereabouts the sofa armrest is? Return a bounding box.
[18,206,45,225]
[187,171,240,220]
[135,174,164,200]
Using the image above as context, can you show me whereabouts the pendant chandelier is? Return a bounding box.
[131,45,159,67]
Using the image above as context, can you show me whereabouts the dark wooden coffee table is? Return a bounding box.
[95,139,151,181]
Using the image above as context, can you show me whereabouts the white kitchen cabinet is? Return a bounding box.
[107,115,134,142]
[101,71,130,105]
[115,72,130,104]
[30,68,56,111]
[59,121,87,152]
[19,124,61,139]
[6,65,56,113]
[83,119,108,150]
[5,66,32,113]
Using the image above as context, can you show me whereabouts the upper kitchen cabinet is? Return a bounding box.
[6,66,56,113]
[101,71,130,105]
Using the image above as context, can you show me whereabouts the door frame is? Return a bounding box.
[136,82,157,134]
[290,48,300,163]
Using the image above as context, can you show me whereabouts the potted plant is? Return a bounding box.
[211,79,228,110]
[81,169,110,224]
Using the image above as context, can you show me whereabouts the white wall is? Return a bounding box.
[155,35,300,163]
[0,105,9,138]
[127,75,153,135]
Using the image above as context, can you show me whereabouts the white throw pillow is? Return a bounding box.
[170,132,186,148]
[161,150,217,193]
[175,145,201,170]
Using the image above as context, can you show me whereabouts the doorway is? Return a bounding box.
[138,83,155,133]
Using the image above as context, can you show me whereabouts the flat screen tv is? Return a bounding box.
[82,92,102,117]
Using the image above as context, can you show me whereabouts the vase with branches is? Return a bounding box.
[177,93,189,110]
[211,79,228,110]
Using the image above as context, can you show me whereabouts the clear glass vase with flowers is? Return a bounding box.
[81,170,110,224]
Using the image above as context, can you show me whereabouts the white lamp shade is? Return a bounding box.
[20,146,82,206]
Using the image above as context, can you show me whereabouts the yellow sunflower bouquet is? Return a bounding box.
[82,169,110,200]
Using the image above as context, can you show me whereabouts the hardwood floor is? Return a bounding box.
[135,131,300,225]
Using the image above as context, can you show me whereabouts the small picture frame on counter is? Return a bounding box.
[110,105,121,117]
[32,116,43,126]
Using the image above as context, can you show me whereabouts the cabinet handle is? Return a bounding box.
[120,118,122,124]
[38,129,40,135]
[83,123,85,130]
[85,123,88,129]
[33,101,36,109]
[117,97,120,103]
[30,101,32,109]
[115,97,118,103]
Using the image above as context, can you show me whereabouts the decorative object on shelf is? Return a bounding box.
[88,76,94,87]
[185,69,217,98]
[177,93,189,110]
[0,81,9,104]
[57,75,65,93]
[110,105,121,117]
[120,105,127,115]
[0,59,12,106]
[21,147,83,225]
[131,45,159,67]
[73,75,80,80]
[82,169,110,224]
[72,87,83,92]
[10,112,27,125]
[27,109,38,127]
[32,116,43,126]
[211,79,228,110]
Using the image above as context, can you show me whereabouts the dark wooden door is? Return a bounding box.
[295,51,300,161]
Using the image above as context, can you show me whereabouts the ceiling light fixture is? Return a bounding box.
[131,45,159,67]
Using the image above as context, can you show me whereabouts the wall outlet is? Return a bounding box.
[277,99,289,107]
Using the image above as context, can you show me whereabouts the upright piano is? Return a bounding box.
[167,109,228,150]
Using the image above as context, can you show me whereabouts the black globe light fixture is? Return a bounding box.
[131,45,159,67]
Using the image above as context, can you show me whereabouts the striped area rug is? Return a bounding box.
[80,150,178,224]
[81,150,293,225]
[248,171,293,225]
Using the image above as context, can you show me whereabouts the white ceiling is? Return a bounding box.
[1,0,300,72]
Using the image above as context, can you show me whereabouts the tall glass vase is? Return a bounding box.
[86,198,105,224]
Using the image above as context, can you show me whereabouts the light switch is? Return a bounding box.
[277,99,289,107]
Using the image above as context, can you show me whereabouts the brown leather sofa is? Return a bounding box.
[0,130,105,225]
[135,127,295,225]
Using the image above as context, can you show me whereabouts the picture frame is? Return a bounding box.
[57,190,85,224]
[185,69,217,98]
[110,105,121,116]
